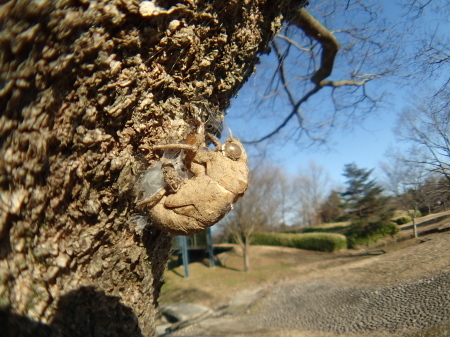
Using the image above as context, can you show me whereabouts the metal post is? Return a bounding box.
[181,236,189,278]
[206,228,215,268]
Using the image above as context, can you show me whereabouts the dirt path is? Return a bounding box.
[242,231,450,337]
[163,213,450,337]
[397,210,450,239]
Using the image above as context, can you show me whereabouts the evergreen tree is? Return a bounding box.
[341,163,389,223]
[319,190,344,223]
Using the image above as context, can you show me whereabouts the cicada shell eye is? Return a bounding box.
[223,141,242,160]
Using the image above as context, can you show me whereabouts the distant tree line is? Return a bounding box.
[217,157,450,266]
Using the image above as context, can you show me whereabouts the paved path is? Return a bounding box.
[246,270,450,336]
[164,219,450,337]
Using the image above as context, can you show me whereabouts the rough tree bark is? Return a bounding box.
[0,0,306,336]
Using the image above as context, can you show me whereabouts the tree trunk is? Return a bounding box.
[412,218,418,238]
[0,0,297,336]
[243,238,250,272]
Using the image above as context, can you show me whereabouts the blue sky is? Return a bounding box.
[222,0,447,189]
[223,61,410,188]
[225,85,406,188]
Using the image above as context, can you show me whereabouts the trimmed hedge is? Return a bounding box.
[395,216,411,225]
[394,211,422,225]
[301,225,350,234]
[346,221,400,248]
[251,232,347,252]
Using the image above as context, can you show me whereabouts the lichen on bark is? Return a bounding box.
[0,0,296,335]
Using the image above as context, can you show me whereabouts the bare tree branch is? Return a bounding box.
[243,6,384,144]
[287,8,340,85]
[243,84,322,144]
[397,87,450,183]
[276,34,312,52]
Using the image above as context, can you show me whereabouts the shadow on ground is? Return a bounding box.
[0,286,143,337]
[401,214,450,232]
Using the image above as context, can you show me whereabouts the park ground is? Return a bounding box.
[159,211,450,337]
